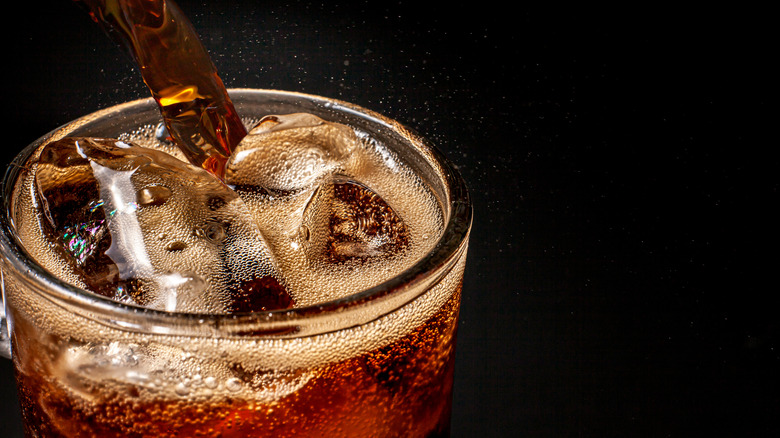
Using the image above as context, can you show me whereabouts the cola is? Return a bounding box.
[4,91,468,437]
[0,1,471,436]
[12,285,461,437]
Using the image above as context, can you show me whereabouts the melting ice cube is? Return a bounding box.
[223,113,410,267]
[225,113,359,193]
[299,177,410,264]
[33,137,292,313]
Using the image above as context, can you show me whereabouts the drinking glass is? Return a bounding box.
[0,89,471,437]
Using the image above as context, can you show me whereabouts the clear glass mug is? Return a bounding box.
[0,89,471,437]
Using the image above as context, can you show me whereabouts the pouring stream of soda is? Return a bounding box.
[68,0,298,312]
[76,0,247,179]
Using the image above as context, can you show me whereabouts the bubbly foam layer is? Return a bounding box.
[13,116,444,310]
[5,108,465,417]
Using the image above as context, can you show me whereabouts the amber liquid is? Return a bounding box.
[13,288,460,437]
[77,0,247,178]
[12,2,459,436]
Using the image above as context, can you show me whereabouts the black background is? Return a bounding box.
[1,2,776,437]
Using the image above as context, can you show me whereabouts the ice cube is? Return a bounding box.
[33,137,293,313]
[224,113,360,192]
[220,112,411,261]
[299,176,410,264]
[217,113,415,304]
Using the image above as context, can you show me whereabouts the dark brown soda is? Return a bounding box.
[76,0,247,178]
[12,288,461,437]
[12,1,458,436]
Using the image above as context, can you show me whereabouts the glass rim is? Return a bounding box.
[0,88,472,337]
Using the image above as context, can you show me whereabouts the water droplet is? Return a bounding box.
[137,185,172,207]
[298,224,310,241]
[155,123,170,142]
[166,240,187,252]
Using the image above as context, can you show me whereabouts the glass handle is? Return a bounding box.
[1,267,11,359]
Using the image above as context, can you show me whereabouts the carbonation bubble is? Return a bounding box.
[225,378,242,392]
